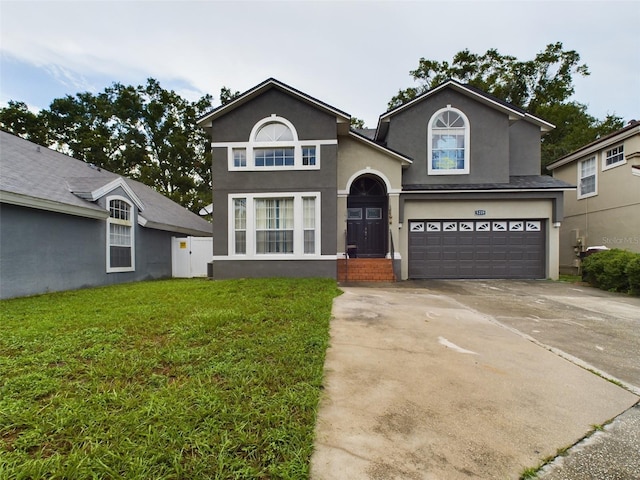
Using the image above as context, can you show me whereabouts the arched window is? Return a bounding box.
[223,115,329,170]
[107,196,135,272]
[253,121,295,167]
[255,122,294,142]
[427,106,470,175]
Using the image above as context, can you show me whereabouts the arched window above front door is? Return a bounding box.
[349,176,386,196]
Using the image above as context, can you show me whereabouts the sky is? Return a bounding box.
[1,0,639,128]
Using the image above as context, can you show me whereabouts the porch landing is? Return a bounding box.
[337,258,395,283]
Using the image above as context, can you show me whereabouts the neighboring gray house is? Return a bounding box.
[0,131,211,299]
[197,78,573,282]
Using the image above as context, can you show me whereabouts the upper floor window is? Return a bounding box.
[603,145,625,170]
[578,156,597,199]
[215,115,334,171]
[427,106,470,175]
[107,197,135,273]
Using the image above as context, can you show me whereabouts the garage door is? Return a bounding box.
[408,220,545,279]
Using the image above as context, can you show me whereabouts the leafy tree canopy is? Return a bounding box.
[389,42,624,169]
[1,79,214,213]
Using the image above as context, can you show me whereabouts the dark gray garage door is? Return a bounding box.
[409,219,545,279]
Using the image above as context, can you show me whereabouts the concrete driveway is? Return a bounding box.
[310,280,640,480]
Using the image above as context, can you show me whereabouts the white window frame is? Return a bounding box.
[427,106,470,175]
[228,192,321,259]
[602,144,626,171]
[577,156,598,199]
[106,195,135,273]
[213,115,336,171]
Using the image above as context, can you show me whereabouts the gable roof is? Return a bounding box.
[197,78,351,132]
[546,120,640,170]
[348,129,413,166]
[375,79,555,141]
[0,131,211,236]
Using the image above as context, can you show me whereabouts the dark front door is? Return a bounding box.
[347,176,387,258]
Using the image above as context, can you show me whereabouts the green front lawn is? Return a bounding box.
[0,278,341,479]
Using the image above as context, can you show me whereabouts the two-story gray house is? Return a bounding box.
[197,78,572,282]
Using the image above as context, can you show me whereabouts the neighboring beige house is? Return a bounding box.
[547,120,640,274]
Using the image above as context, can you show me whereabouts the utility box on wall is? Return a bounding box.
[172,237,213,278]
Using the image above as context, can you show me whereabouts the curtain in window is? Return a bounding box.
[303,197,315,254]
[234,198,247,254]
[255,198,294,253]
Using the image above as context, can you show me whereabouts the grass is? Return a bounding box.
[558,274,582,283]
[0,278,341,479]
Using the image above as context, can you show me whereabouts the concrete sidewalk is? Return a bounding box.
[310,287,638,479]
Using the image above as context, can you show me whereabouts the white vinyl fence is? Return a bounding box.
[171,237,213,278]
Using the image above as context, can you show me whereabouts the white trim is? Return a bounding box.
[106,195,135,273]
[402,188,574,194]
[601,144,626,172]
[547,124,640,170]
[197,78,351,128]
[210,254,338,261]
[228,192,322,259]
[427,106,470,175]
[380,80,526,123]
[213,115,337,171]
[342,169,398,194]
[577,156,598,200]
[71,177,144,211]
[0,191,108,220]
[249,115,299,141]
[347,131,412,165]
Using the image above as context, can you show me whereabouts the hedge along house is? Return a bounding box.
[197,78,573,282]
[0,131,212,299]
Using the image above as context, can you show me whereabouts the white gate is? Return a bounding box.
[172,236,213,278]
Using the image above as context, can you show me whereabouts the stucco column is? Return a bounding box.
[336,194,348,256]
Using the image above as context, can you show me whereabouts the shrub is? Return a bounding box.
[582,249,639,294]
[627,256,640,295]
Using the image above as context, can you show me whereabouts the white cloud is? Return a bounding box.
[1,0,638,126]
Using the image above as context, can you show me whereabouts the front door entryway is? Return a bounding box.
[347,176,387,258]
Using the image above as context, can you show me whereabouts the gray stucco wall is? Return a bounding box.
[210,259,336,279]
[385,89,510,185]
[509,120,543,175]
[0,203,177,299]
[208,87,339,267]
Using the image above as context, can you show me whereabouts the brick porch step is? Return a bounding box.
[337,258,395,283]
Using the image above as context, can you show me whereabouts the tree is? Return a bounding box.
[0,101,49,145]
[1,79,214,213]
[390,43,623,169]
[219,86,241,105]
[350,117,366,129]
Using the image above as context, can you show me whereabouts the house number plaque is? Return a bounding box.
[475,210,486,216]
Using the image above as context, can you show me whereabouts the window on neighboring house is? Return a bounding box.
[428,106,470,175]
[230,193,320,257]
[603,145,625,170]
[578,156,597,199]
[107,197,134,272]
[217,115,333,171]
